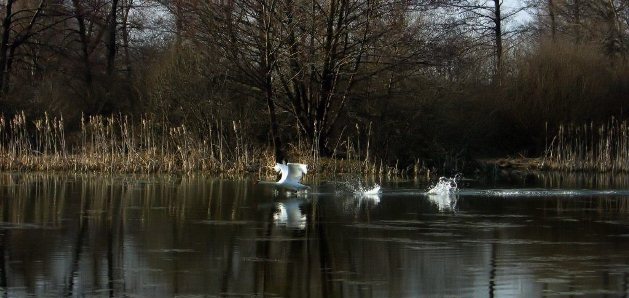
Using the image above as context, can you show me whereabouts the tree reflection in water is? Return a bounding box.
[0,173,626,296]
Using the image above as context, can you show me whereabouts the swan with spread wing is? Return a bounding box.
[259,162,310,192]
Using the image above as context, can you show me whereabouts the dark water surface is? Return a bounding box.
[0,172,628,297]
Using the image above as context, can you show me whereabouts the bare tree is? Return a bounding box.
[106,0,119,76]
[0,0,48,94]
[442,0,529,82]
[0,0,16,95]
[532,0,627,57]
[71,0,93,87]
[549,0,557,40]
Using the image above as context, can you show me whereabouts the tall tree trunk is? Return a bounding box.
[107,0,119,77]
[266,77,283,163]
[3,45,15,95]
[174,0,184,46]
[574,0,581,44]
[0,0,15,96]
[315,0,340,152]
[121,0,132,80]
[72,0,93,86]
[549,0,556,41]
[493,0,503,84]
[261,0,283,162]
[71,0,94,110]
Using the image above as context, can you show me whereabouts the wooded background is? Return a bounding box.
[1,0,628,167]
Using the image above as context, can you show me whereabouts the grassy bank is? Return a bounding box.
[478,118,629,173]
[0,113,418,177]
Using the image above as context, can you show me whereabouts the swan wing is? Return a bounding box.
[274,163,289,183]
[286,163,308,183]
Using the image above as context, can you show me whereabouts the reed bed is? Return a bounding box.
[0,113,273,174]
[542,118,629,172]
[0,113,417,177]
[289,122,428,179]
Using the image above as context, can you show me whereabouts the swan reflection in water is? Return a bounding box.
[426,193,458,211]
[273,200,307,229]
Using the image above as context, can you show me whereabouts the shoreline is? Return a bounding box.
[477,157,543,171]
[0,153,417,178]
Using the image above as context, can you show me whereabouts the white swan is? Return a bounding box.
[259,162,310,192]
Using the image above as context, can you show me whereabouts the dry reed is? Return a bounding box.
[0,113,273,174]
[0,113,415,178]
[542,117,629,172]
[289,121,423,179]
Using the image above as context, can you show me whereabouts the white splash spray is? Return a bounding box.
[427,175,459,195]
[357,184,382,196]
[336,179,382,206]
[426,175,460,211]
[339,179,382,196]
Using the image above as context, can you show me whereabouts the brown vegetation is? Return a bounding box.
[0,0,628,173]
[542,118,629,172]
[0,113,411,176]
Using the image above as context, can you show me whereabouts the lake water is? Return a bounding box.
[0,172,628,297]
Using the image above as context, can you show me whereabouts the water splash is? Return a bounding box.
[357,184,382,196]
[352,184,382,206]
[338,178,382,197]
[334,179,383,210]
[425,175,460,212]
[427,175,460,195]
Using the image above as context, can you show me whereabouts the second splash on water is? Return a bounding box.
[426,175,460,211]
[343,179,381,195]
[337,178,382,205]
[427,175,460,195]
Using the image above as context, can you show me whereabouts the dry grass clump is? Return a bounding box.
[0,112,419,177]
[542,118,629,172]
[282,124,428,179]
[0,113,274,174]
